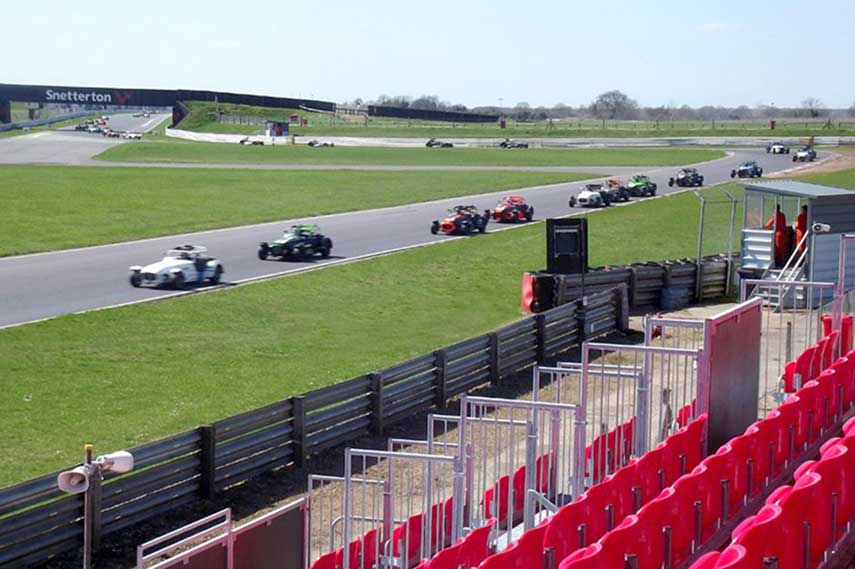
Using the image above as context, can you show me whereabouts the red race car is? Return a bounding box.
[430,205,490,235]
[491,195,534,223]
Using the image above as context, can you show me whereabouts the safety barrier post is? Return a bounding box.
[371,372,385,436]
[199,425,217,499]
[434,350,449,410]
[488,333,500,385]
[292,396,307,467]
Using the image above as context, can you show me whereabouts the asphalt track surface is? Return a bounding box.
[0,144,817,329]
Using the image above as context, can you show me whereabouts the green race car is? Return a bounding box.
[258,224,333,261]
[625,175,658,197]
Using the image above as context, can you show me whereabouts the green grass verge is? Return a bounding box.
[798,167,855,189]
[0,166,594,256]
[96,141,725,168]
[175,101,855,138]
[0,184,742,486]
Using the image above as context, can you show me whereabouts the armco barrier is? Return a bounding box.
[0,288,627,568]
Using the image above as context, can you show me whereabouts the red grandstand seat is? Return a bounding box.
[482,519,548,569]
[781,345,818,393]
[683,414,707,471]
[335,538,362,569]
[743,423,778,493]
[812,443,855,541]
[667,465,722,565]
[793,459,817,481]
[629,487,676,568]
[710,433,752,512]
[778,471,832,566]
[846,415,855,436]
[677,399,697,429]
[812,337,829,378]
[535,453,554,494]
[557,544,604,569]
[834,356,855,412]
[476,541,518,569]
[775,396,805,463]
[607,458,638,522]
[710,545,749,568]
[689,551,721,568]
[311,550,338,569]
[592,515,644,568]
[542,495,589,562]
[659,428,690,486]
[798,380,827,442]
[393,514,423,564]
[482,475,510,521]
[458,518,496,568]
[731,504,797,566]
[823,330,840,370]
[632,444,666,506]
[581,471,624,538]
[512,465,526,513]
[425,539,464,569]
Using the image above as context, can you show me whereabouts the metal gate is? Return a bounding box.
[342,449,462,569]
[644,316,705,352]
[578,342,705,484]
[459,396,583,536]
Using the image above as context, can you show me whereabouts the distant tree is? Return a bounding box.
[411,95,440,110]
[589,90,639,120]
[353,97,363,107]
[514,102,532,121]
[645,105,672,122]
[801,97,826,118]
[849,102,855,117]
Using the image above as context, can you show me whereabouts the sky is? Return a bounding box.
[2,0,853,109]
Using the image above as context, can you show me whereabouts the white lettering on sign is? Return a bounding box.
[44,89,112,103]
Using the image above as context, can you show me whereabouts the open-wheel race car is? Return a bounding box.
[731,161,763,179]
[792,146,817,162]
[492,195,534,223]
[625,174,657,197]
[239,137,264,146]
[258,225,333,260]
[129,245,223,289]
[568,182,628,208]
[668,168,704,188]
[307,140,335,148]
[426,138,454,148]
[431,205,489,235]
[767,141,790,154]
[499,139,529,149]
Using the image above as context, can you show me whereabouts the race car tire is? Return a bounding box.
[793,156,797,162]
[668,178,675,187]
[478,219,487,233]
[458,220,472,235]
[786,148,790,154]
[129,273,142,288]
[258,243,270,260]
[526,208,534,222]
[430,222,439,235]
[172,272,186,290]
[569,197,577,208]
[730,170,736,178]
[321,238,333,258]
[210,266,223,284]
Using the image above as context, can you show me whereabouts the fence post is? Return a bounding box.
[489,333,501,385]
[199,425,217,499]
[434,350,449,410]
[535,313,547,362]
[576,298,588,343]
[89,473,103,552]
[370,372,385,436]
[616,285,630,332]
[292,396,307,467]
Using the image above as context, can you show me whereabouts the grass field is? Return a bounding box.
[0,184,743,485]
[0,166,595,256]
[176,101,855,138]
[97,141,725,167]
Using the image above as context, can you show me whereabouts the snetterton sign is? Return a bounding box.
[45,89,114,103]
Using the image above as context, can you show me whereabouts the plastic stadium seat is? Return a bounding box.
[846,415,855,437]
[811,444,855,541]
[711,433,752,512]
[793,459,817,481]
[476,541,518,569]
[458,518,496,568]
[591,515,642,568]
[482,475,510,521]
[823,330,840,370]
[632,445,665,506]
[335,539,362,569]
[731,504,797,566]
[798,380,827,441]
[833,356,855,412]
[425,539,464,569]
[630,487,676,568]
[812,337,829,379]
[683,414,708,471]
[689,551,721,568]
[512,466,526,513]
[711,545,749,568]
[310,550,338,569]
[393,514,423,563]
[361,529,379,569]
[659,429,689,487]
[774,397,803,465]
[482,519,548,569]
[778,471,832,566]
[543,496,589,562]
[557,544,603,569]
[608,459,638,522]
[677,399,697,429]
[781,345,817,393]
[668,466,722,565]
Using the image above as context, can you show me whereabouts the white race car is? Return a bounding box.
[129,245,224,289]
[766,141,790,154]
[121,132,142,140]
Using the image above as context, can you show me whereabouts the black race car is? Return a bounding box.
[668,168,704,188]
[431,205,489,235]
[307,140,335,147]
[499,139,529,149]
[426,138,454,148]
[239,137,264,146]
[258,225,333,260]
[731,161,763,179]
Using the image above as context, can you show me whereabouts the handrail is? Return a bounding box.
[775,228,811,282]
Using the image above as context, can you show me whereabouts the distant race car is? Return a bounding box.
[767,141,790,154]
[426,138,454,148]
[569,183,622,208]
[121,132,142,140]
[792,146,817,162]
[258,224,333,260]
[74,123,88,131]
[668,168,704,188]
[499,139,529,149]
[307,140,335,148]
[239,137,264,146]
[431,205,489,235]
[492,195,534,223]
[731,161,763,178]
[625,174,657,197]
[129,245,223,289]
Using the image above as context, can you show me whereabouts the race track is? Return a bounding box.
[0,146,810,328]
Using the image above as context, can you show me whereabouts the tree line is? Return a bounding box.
[342,91,855,121]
